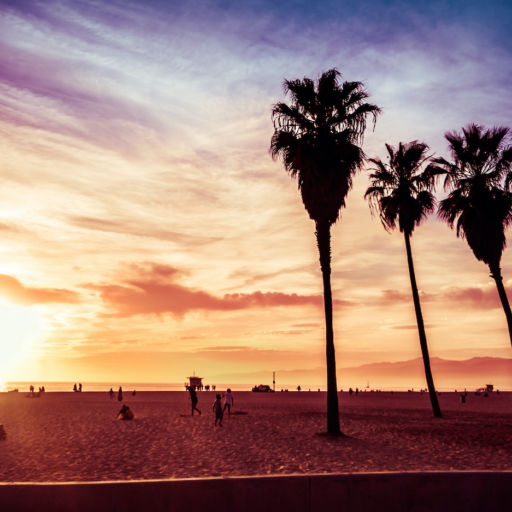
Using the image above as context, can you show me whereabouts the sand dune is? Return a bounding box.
[0,391,511,482]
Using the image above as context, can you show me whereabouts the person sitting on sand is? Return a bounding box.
[223,388,234,415]
[213,394,223,427]
[188,386,201,415]
[117,404,134,420]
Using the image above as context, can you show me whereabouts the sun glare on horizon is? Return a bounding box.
[0,298,43,388]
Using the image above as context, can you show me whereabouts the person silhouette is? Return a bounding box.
[117,404,134,420]
[188,386,201,415]
[213,394,223,426]
[118,386,123,401]
[223,388,234,415]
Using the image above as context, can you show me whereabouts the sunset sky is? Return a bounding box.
[1,0,511,387]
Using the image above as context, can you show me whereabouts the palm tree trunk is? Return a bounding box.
[315,220,341,434]
[489,262,512,348]
[404,232,442,418]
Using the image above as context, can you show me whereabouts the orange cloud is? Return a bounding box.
[380,286,507,310]
[89,263,353,317]
[389,324,436,330]
[380,289,433,303]
[441,286,503,310]
[0,274,79,305]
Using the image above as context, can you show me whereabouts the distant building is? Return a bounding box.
[187,376,203,390]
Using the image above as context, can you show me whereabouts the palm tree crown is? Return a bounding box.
[271,68,380,226]
[365,141,438,235]
[435,124,512,268]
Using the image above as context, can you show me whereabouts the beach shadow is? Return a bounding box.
[315,432,369,445]
[316,431,348,440]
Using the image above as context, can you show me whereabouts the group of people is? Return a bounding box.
[28,385,45,397]
[109,386,137,401]
[73,383,82,392]
[188,386,234,427]
[115,386,236,425]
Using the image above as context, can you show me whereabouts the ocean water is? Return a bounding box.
[2,381,260,393]
[4,381,498,393]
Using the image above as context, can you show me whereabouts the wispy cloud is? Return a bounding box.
[69,216,222,245]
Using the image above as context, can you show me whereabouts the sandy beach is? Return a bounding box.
[0,390,511,482]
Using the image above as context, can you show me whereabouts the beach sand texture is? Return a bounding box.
[0,391,511,482]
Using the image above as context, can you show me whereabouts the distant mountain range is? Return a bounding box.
[336,356,512,390]
[227,357,512,390]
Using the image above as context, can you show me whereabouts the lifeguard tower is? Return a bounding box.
[187,376,203,390]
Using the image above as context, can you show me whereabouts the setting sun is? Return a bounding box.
[0,298,43,386]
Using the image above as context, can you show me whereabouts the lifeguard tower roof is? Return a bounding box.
[188,376,203,388]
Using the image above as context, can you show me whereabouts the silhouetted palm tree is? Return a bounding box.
[435,124,512,348]
[365,141,442,418]
[271,69,380,434]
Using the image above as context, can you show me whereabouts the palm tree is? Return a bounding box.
[271,69,380,434]
[435,124,512,348]
[365,141,442,418]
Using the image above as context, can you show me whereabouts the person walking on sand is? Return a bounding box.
[213,394,223,426]
[188,386,201,415]
[223,388,234,416]
[118,386,123,402]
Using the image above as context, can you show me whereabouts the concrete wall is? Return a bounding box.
[1,472,511,512]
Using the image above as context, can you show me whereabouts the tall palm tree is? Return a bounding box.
[435,124,512,348]
[365,141,442,418]
[271,69,380,434]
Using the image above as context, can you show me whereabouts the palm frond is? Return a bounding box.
[438,124,512,265]
[365,140,435,235]
[271,69,381,225]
